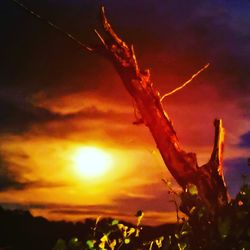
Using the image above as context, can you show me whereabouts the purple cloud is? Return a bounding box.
[239,131,250,148]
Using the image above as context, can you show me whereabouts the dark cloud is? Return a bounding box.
[2,0,249,136]
[224,157,250,196]
[0,153,68,191]
[1,0,105,97]
[0,202,114,211]
[0,202,134,223]
[49,209,129,219]
[2,0,250,99]
[0,90,132,134]
[0,173,27,191]
[0,97,69,134]
[98,1,250,94]
[0,201,127,218]
[238,131,250,148]
[0,154,27,191]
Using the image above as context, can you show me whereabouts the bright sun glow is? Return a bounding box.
[73,146,112,179]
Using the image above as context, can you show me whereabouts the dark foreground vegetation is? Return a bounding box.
[0,207,175,250]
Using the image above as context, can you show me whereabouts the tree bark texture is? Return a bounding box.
[93,7,228,214]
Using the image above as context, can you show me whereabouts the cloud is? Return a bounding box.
[1,0,249,134]
[0,201,132,223]
[0,201,178,225]
[0,97,71,134]
[0,153,68,192]
[0,95,132,136]
[0,154,27,191]
[238,131,250,148]
[2,0,250,98]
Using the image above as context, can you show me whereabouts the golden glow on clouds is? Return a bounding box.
[33,91,131,115]
[72,146,113,179]
[0,134,169,210]
[2,84,247,225]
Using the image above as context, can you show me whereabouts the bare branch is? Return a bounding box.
[100,6,129,49]
[11,0,94,52]
[160,63,210,101]
[210,119,225,175]
[94,29,107,48]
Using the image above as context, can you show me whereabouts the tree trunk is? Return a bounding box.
[92,7,228,214]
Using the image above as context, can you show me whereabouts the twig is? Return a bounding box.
[11,0,94,52]
[94,29,107,47]
[160,63,210,101]
[100,6,128,49]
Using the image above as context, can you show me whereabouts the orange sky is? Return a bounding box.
[0,83,248,224]
[0,0,250,225]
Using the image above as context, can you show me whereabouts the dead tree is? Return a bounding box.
[85,8,229,214]
[11,0,228,215]
[13,0,229,214]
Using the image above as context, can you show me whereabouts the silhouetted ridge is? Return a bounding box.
[0,206,175,250]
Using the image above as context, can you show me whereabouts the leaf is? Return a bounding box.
[122,226,128,237]
[149,241,154,250]
[136,210,143,217]
[118,223,124,230]
[99,241,106,250]
[175,233,180,239]
[86,240,95,249]
[178,242,187,250]
[136,210,144,226]
[127,227,136,236]
[155,236,164,248]
[189,206,196,214]
[124,238,130,244]
[187,183,198,196]
[112,219,119,225]
[109,239,116,250]
[180,230,189,236]
[135,228,141,237]
[100,234,108,242]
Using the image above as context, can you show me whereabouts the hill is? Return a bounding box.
[0,206,176,250]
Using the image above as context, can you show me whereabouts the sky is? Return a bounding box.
[0,0,249,225]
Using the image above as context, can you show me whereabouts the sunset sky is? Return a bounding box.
[0,0,249,225]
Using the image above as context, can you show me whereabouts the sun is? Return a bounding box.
[72,146,112,179]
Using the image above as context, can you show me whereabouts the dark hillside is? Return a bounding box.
[0,207,176,250]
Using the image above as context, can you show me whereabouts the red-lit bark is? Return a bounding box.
[93,7,228,213]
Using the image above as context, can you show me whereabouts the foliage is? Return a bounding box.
[170,179,250,250]
[53,179,250,250]
[53,212,145,250]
